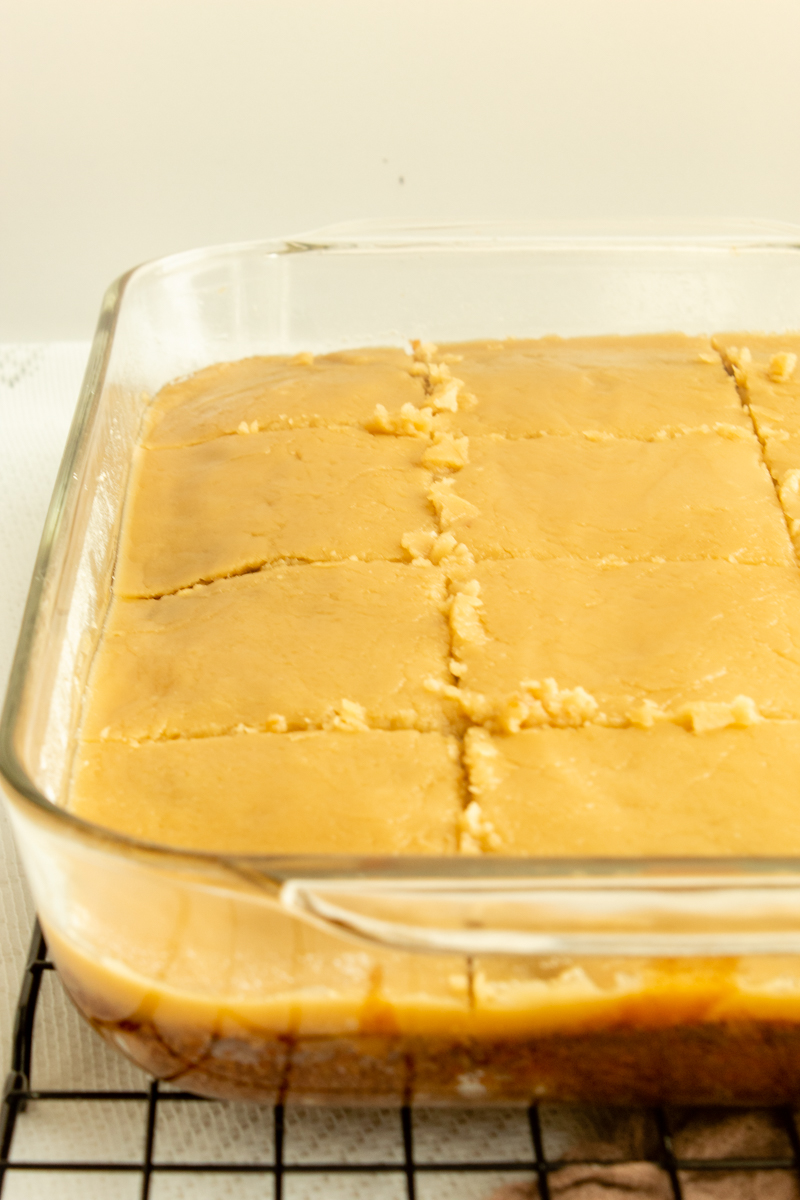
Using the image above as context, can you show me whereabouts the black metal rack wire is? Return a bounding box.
[3,924,800,1199]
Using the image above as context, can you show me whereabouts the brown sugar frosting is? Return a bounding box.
[74,331,800,857]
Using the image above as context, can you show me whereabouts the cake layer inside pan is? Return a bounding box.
[61,329,800,1104]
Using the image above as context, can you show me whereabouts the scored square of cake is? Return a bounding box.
[451,559,800,725]
[144,347,426,448]
[431,334,750,439]
[117,428,436,597]
[74,730,462,854]
[82,561,454,740]
[444,431,792,564]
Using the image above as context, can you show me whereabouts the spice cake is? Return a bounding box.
[60,331,800,1104]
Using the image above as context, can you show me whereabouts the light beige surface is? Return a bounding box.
[143,349,425,448]
[431,334,750,439]
[452,559,800,724]
[81,561,452,741]
[117,427,435,597]
[448,431,792,564]
[73,730,461,853]
[464,723,800,855]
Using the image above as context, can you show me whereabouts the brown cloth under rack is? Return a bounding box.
[490,1107,800,1199]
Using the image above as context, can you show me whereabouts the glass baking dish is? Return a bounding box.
[5,220,800,1106]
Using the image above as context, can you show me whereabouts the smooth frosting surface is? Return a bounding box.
[464,723,800,855]
[118,428,434,597]
[450,559,800,725]
[431,333,751,438]
[82,561,452,741]
[74,730,461,854]
[447,431,792,564]
[76,332,800,863]
[144,348,425,448]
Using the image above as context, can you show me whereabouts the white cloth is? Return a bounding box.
[0,343,91,1084]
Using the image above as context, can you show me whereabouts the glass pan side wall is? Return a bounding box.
[4,232,800,918]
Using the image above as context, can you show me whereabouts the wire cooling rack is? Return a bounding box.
[3,925,800,1199]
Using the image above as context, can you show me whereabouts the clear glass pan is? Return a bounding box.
[5,220,800,1105]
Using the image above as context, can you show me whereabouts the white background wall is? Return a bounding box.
[2,0,800,339]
